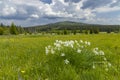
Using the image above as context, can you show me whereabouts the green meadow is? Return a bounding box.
[0,33,120,80]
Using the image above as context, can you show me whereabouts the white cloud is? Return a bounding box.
[94,6,120,13]
[30,14,39,19]
[112,0,117,3]
[37,0,94,19]
[0,0,105,25]
[2,5,16,16]
[92,0,120,13]
[0,1,2,4]
[0,0,120,26]
[0,0,95,19]
[18,8,28,14]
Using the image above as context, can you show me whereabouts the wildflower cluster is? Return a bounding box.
[45,40,112,71]
[92,47,112,71]
[45,40,90,55]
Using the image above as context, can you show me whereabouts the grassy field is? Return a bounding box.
[0,34,120,80]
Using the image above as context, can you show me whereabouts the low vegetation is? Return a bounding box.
[0,21,120,35]
[0,21,120,79]
[0,34,119,79]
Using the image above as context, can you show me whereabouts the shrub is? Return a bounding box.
[10,22,18,35]
[0,27,4,35]
[63,29,68,35]
[43,40,113,79]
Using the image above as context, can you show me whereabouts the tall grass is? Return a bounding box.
[0,34,119,80]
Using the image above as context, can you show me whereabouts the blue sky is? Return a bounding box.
[0,0,120,27]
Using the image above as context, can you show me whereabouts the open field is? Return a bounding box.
[0,34,120,80]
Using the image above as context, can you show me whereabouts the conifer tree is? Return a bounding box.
[0,27,4,35]
[10,22,18,35]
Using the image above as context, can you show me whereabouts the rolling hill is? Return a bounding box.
[24,21,120,33]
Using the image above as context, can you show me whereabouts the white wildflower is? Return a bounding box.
[80,40,83,43]
[77,49,82,53]
[56,40,59,42]
[64,42,69,47]
[71,40,74,44]
[59,40,63,44]
[108,62,112,67]
[104,57,107,61]
[61,53,65,56]
[75,40,78,43]
[92,65,95,69]
[45,47,49,55]
[48,45,51,49]
[99,50,104,55]
[93,49,99,55]
[64,59,69,64]
[46,50,49,55]
[63,41,74,48]
[95,47,99,51]
[87,42,91,46]
[85,41,88,45]
[70,44,73,48]
[54,43,61,48]
[51,49,55,54]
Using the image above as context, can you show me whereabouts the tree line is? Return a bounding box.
[24,21,120,34]
[1,21,120,35]
[0,22,25,35]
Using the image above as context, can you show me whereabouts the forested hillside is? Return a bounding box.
[1,21,120,35]
[24,21,120,34]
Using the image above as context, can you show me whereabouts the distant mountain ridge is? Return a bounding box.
[24,21,120,33]
[29,21,88,27]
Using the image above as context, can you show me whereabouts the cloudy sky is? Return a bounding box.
[0,0,120,27]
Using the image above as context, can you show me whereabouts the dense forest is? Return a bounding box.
[0,21,120,35]
[24,21,120,34]
[0,22,25,35]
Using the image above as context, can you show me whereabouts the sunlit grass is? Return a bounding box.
[0,33,120,79]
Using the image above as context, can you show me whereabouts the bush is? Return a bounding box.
[93,28,99,34]
[90,29,93,34]
[85,30,89,34]
[63,29,68,35]
[0,27,4,35]
[10,22,18,35]
[43,40,113,79]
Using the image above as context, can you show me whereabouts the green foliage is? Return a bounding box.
[10,22,18,35]
[0,27,4,35]
[107,28,112,33]
[93,28,99,34]
[17,26,25,34]
[0,23,4,27]
[89,28,99,34]
[72,30,77,35]
[45,40,113,76]
[79,29,83,33]
[0,32,120,79]
[63,29,68,35]
[90,29,93,34]
[24,21,120,33]
[85,30,89,34]
[56,30,61,35]
[3,28,10,35]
